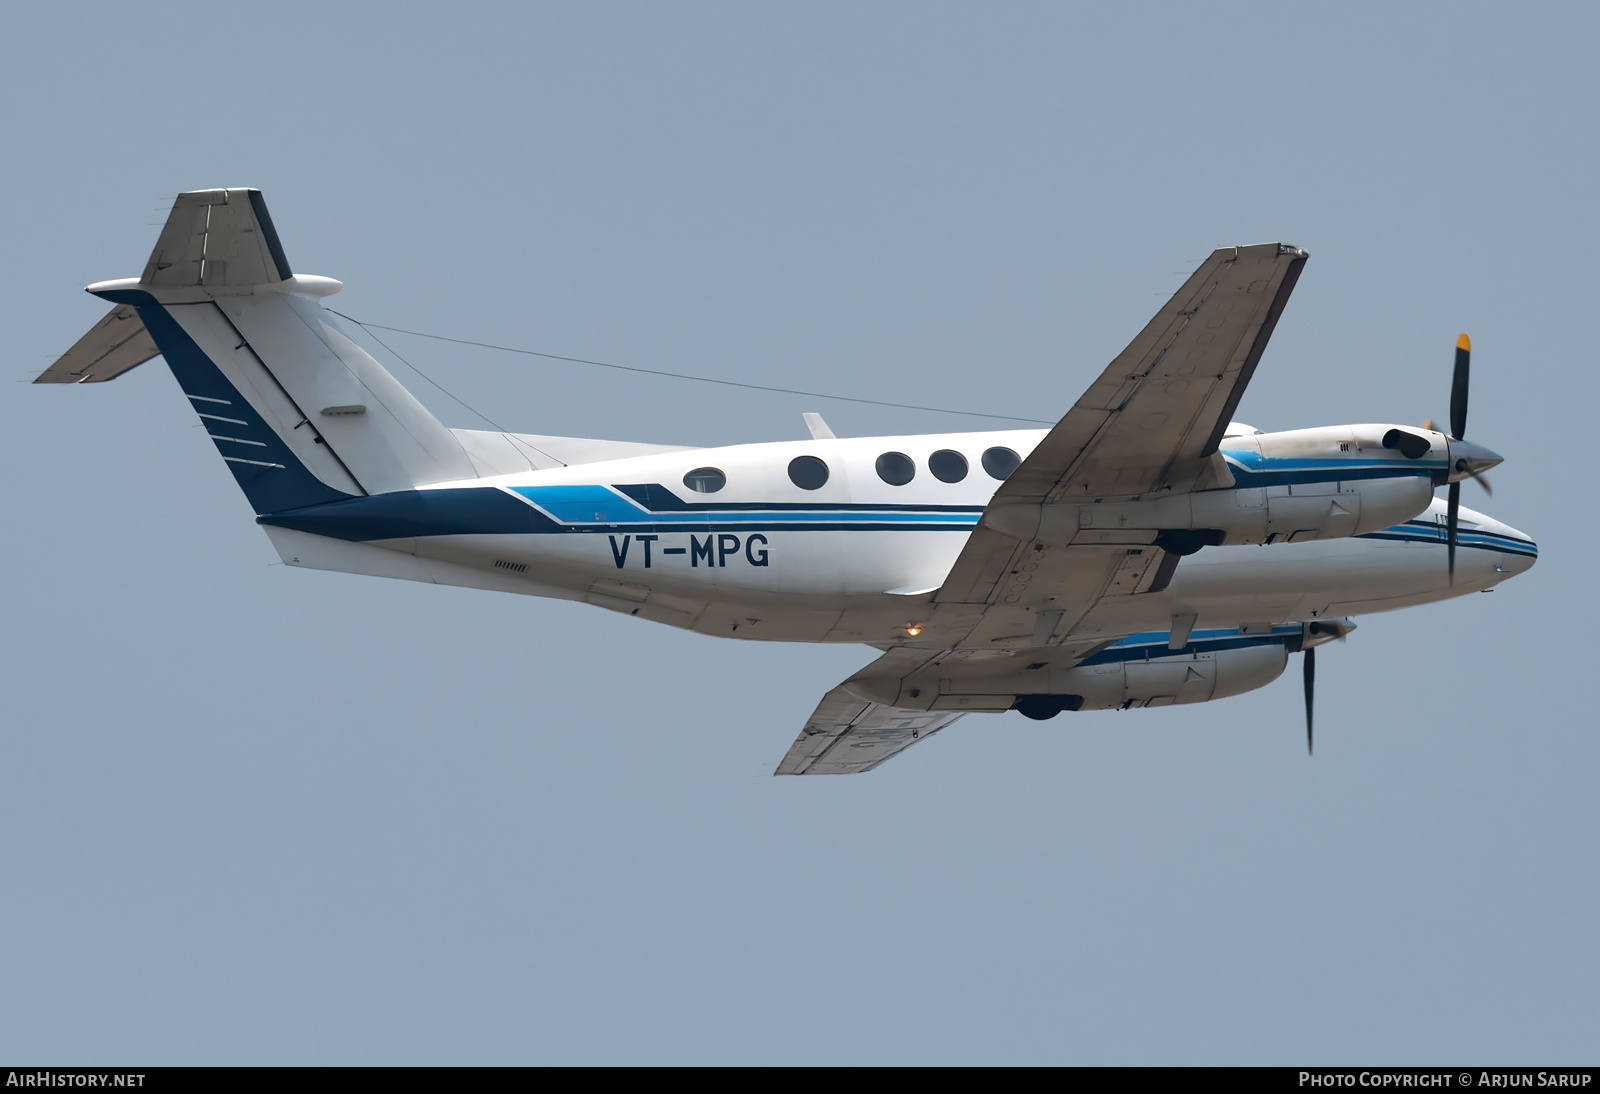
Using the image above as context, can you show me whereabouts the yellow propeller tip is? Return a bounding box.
[1457,333,1471,351]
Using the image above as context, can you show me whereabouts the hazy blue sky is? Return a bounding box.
[3,1,1595,1064]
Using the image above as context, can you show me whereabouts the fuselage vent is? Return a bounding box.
[493,559,527,573]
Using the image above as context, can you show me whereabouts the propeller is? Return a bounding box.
[1418,335,1501,583]
[1303,644,1315,755]
[1298,619,1354,756]
[1446,334,1470,584]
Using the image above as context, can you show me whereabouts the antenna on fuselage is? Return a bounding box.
[803,412,837,440]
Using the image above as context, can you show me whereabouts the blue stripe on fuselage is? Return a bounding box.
[1355,518,1538,558]
[259,487,561,540]
[255,483,1539,558]
[611,482,984,514]
[507,484,982,529]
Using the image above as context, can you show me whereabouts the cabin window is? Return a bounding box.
[682,467,726,493]
[787,455,830,490]
[875,451,915,486]
[982,446,1021,480]
[929,449,968,483]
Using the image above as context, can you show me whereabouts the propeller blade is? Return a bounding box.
[1450,333,1471,439]
[1303,645,1315,755]
[1470,470,1493,497]
[1447,480,1461,584]
[1422,417,1436,432]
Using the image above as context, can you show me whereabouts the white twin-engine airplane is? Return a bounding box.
[39,189,1536,773]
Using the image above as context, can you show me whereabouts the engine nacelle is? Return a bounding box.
[982,424,1441,550]
[849,641,1291,715]
[1011,641,1289,716]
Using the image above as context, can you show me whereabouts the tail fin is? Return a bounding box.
[37,189,477,514]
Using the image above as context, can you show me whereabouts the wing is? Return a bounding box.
[33,305,160,383]
[774,640,1109,775]
[774,685,965,775]
[937,242,1307,609]
[1014,242,1307,503]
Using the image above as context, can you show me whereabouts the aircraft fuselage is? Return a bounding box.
[259,425,1536,648]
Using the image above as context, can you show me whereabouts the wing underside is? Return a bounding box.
[775,685,966,775]
[33,304,161,384]
[937,242,1307,611]
[142,187,292,289]
[1008,242,1307,505]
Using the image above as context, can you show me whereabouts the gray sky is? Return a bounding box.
[3,1,1595,1064]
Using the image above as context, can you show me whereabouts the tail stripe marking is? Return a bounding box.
[136,304,355,513]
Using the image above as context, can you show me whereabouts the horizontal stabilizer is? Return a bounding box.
[34,305,160,383]
[143,188,291,289]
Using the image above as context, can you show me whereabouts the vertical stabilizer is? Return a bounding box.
[41,189,480,514]
[210,292,477,495]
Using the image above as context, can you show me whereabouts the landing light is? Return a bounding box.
[905,625,922,636]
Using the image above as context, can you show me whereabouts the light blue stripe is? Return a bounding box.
[508,484,981,526]
[509,484,645,523]
[502,486,1536,556]
[1108,625,1300,649]
[1220,449,1447,472]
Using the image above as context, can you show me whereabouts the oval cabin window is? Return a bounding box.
[929,449,968,483]
[787,455,830,491]
[682,467,726,493]
[875,452,915,486]
[982,446,1021,481]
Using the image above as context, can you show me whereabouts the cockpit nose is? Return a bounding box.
[1447,438,1503,481]
[1499,526,1538,576]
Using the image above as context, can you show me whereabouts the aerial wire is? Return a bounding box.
[335,313,567,465]
[328,310,1054,426]
[341,317,510,433]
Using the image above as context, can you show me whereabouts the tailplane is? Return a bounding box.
[35,189,477,514]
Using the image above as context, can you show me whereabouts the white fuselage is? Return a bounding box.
[264,426,1537,648]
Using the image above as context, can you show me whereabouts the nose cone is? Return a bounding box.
[1458,504,1538,578]
[1497,527,1538,576]
[1448,438,1503,480]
